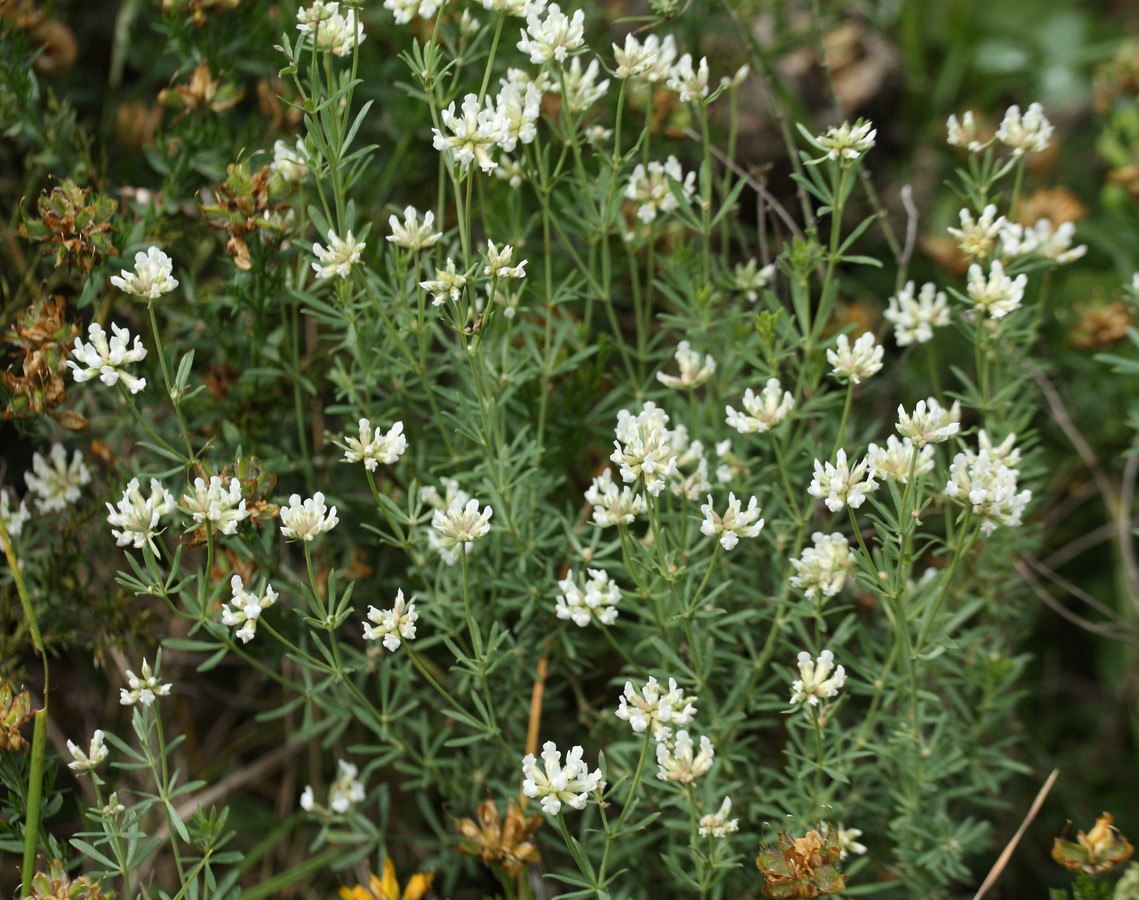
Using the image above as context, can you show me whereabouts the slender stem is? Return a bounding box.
[598,730,653,883]
[148,301,194,462]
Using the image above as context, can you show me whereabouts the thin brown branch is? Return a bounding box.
[973,768,1059,899]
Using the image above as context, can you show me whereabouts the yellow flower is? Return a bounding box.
[338,857,433,900]
[1052,812,1134,875]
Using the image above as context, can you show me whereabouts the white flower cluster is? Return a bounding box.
[432,92,512,175]
[516,3,585,64]
[25,443,90,513]
[0,489,29,539]
[270,137,309,182]
[610,402,679,497]
[120,657,172,707]
[431,494,493,564]
[896,398,960,447]
[387,206,443,251]
[555,567,621,627]
[656,730,715,784]
[67,730,108,774]
[698,796,739,838]
[106,477,176,553]
[624,156,696,225]
[884,281,949,347]
[312,229,365,280]
[827,332,884,385]
[948,204,1004,260]
[420,258,467,306]
[966,260,1027,320]
[222,574,278,644]
[666,53,709,103]
[362,588,418,651]
[300,759,365,815]
[807,120,876,163]
[340,419,407,471]
[669,429,711,500]
[615,676,696,740]
[297,2,365,56]
[808,449,878,513]
[521,741,604,815]
[790,532,855,600]
[656,340,716,389]
[280,492,339,541]
[725,378,794,435]
[551,56,609,114]
[110,247,178,300]
[944,432,1031,535]
[790,649,846,707]
[700,492,763,551]
[947,102,1053,157]
[866,435,934,484]
[1000,218,1086,264]
[731,258,776,302]
[584,467,646,527]
[181,476,248,535]
[484,240,527,278]
[68,322,148,393]
[612,32,677,82]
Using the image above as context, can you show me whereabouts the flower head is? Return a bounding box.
[68,322,148,393]
[25,443,91,513]
[110,246,178,299]
[516,3,585,64]
[699,797,740,838]
[221,575,277,644]
[612,33,676,81]
[827,332,884,385]
[340,419,407,471]
[700,492,763,551]
[610,402,679,497]
[896,398,960,447]
[966,260,1027,319]
[996,102,1052,156]
[945,435,1031,535]
[433,93,503,174]
[865,435,934,484]
[666,53,709,104]
[387,206,443,251]
[884,281,949,347]
[555,567,621,627]
[790,532,855,600]
[298,2,364,55]
[656,340,716,389]
[725,378,795,434]
[521,742,603,815]
[730,258,776,302]
[790,649,846,706]
[270,138,309,182]
[808,120,876,163]
[329,759,366,814]
[946,110,981,151]
[120,657,172,707]
[808,449,878,512]
[494,78,541,152]
[312,229,364,280]
[362,588,418,651]
[656,730,715,783]
[625,156,695,224]
[280,491,339,541]
[420,258,467,306]
[431,495,493,563]
[0,490,29,539]
[1000,218,1086,264]
[106,477,176,553]
[181,476,248,535]
[453,796,542,877]
[584,467,646,527]
[948,204,1006,260]
[484,240,527,279]
[554,56,610,114]
[615,676,697,739]
[67,729,108,773]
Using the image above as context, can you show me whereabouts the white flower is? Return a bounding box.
[835,825,867,860]
[731,258,776,302]
[610,402,679,497]
[431,495,493,563]
[481,0,535,15]
[656,730,715,784]
[106,477,176,553]
[67,730,108,773]
[299,786,315,811]
[656,340,716,389]
[896,398,960,447]
[102,792,126,818]
[700,492,763,551]
[110,247,178,300]
[420,258,467,306]
[516,3,584,64]
[1000,218,1086,264]
[945,435,1031,535]
[387,206,443,251]
[698,797,739,838]
[625,156,695,224]
[995,102,1052,156]
[120,657,172,707]
[666,53,708,103]
[312,229,364,280]
[0,490,29,539]
[383,0,440,25]
[340,419,407,471]
[362,588,418,651]
[790,532,855,600]
[495,80,541,152]
[790,649,846,706]
[865,435,934,483]
[670,436,711,500]
[68,322,148,393]
[329,759,365,814]
[946,110,981,151]
[612,32,675,81]
[884,281,950,347]
[181,476,248,535]
[433,93,503,174]
[555,567,621,627]
[808,449,878,512]
[948,204,1006,260]
[966,260,1027,319]
[25,443,91,513]
[279,491,339,541]
[725,378,795,434]
[522,742,603,815]
[221,574,278,644]
[615,676,697,740]
[827,332,884,385]
[298,2,364,55]
[484,240,527,278]
[584,467,646,527]
[270,138,309,182]
[809,120,876,163]
[554,56,609,114]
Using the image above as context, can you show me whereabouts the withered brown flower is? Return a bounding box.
[0,682,34,751]
[19,181,118,273]
[2,294,81,423]
[1053,812,1134,875]
[453,795,543,876]
[756,826,847,898]
[158,62,243,118]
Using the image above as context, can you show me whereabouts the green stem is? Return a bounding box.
[148,301,195,462]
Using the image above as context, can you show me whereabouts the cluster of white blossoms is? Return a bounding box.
[624,156,696,225]
[806,120,877,164]
[827,332,884,385]
[698,796,739,838]
[884,281,950,347]
[725,378,795,435]
[730,258,776,302]
[808,449,878,513]
[610,402,679,497]
[296,1,365,56]
[0,489,29,539]
[25,443,91,513]
[516,3,584,64]
[656,730,715,784]
[666,52,709,103]
[669,429,711,500]
[383,0,441,25]
[222,574,278,644]
[484,240,527,279]
[615,676,697,740]
[110,246,178,300]
[521,741,604,815]
[612,32,677,82]
[999,218,1086,264]
[181,476,248,535]
[312,229,365,280]
[700,492,763,551]
[947,102,1053,157]
[431,494,493,564]
[387,206,443,252]
[790,532,855,600]
[362,588,418,651]
[865,435,935,484]
[68,322,148,394]
[106,477,176,553]
[945,432,1031,535]
[551,56,610,114]
[340,419,407,471]
[555,567,622,627]
[270,137,309,183]
[67,729,108,774]
[949,204,1005,260]
[300,759,365,816]
[896,397,960,447]
[584,466,646,527]
[279,492,339,541]
[966,260,1028,320]
[790,649,847,707]
[120,657,172,707]
[420,258,467,306]
[432,93,508,175]
[656,340,716,390]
